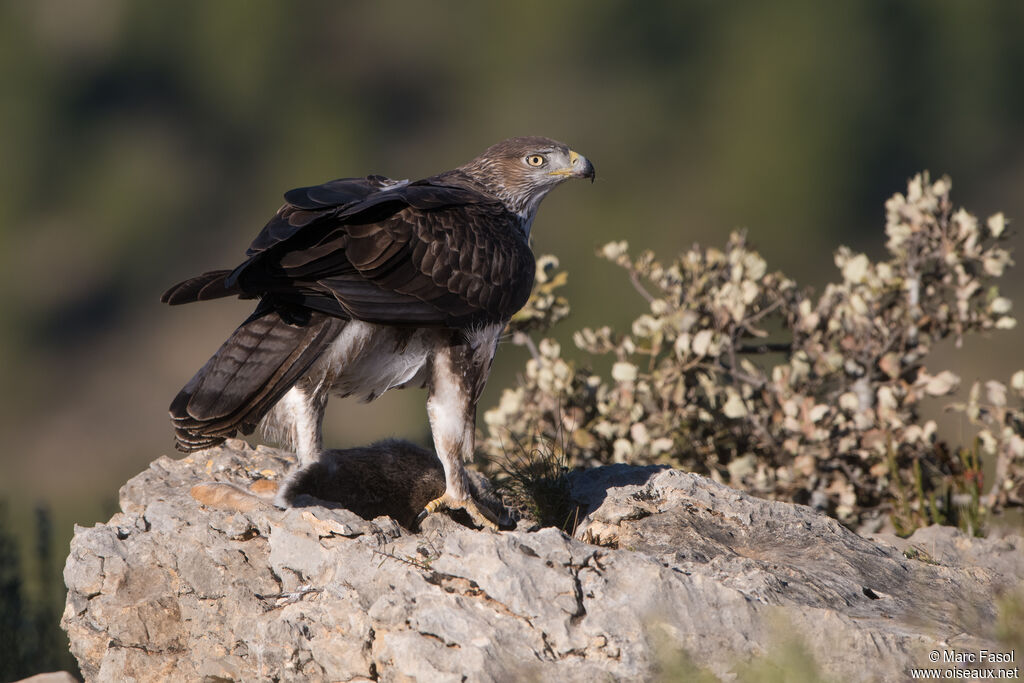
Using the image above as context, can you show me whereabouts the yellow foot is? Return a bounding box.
[417,492,500,530]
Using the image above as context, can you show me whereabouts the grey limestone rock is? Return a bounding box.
[62,441,1022,682]
[12,674,81,683]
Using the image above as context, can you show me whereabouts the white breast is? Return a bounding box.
[312,321,437,401]
[302,318,507,405]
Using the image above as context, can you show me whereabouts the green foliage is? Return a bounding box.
[650,619,836,683]
[730,636,836,683]
[996,588,1024,653]
[901,546,940,565]
[482,174,1023,533]
[0,501,79,680]
[888,443,986,537]
[0,501,27,677]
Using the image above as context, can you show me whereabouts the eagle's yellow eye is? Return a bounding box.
[526,154,545,167]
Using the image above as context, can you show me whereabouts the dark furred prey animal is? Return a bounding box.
[162,137,595,528]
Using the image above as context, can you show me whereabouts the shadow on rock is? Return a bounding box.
[280,439,505,530]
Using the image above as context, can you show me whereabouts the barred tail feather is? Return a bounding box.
[169,308,344,452]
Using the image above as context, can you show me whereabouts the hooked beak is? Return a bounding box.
[571,150,596,182]
[549,149,596,182]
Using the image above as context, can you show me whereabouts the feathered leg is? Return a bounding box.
[420,335,500,529]
[260,383,329,467]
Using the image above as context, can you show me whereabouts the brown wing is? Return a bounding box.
[244,175,403,257]
[228,178,536,328]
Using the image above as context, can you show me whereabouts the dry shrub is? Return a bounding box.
[481,173,1022,533]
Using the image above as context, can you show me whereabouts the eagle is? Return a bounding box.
[162,136,595,528]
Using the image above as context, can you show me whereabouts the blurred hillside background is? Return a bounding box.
[2,1,1024,670]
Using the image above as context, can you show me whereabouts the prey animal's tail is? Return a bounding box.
[168,302,344,452]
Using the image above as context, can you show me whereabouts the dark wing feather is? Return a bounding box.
[246,175,403,257]
[230,177,536,328]
[161,269,241,305]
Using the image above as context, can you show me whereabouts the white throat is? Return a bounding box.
[517,191,549,237]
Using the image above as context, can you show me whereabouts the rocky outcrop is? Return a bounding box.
[62,441,1022,682]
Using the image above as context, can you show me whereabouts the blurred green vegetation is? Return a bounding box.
[0,502,79,680]
[1,0,1023,672]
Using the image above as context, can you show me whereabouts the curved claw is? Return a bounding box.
[417,491,500,530]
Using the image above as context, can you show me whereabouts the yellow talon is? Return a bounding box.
[417,492,500,530]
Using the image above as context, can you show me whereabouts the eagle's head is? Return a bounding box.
[458,136,595,223]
